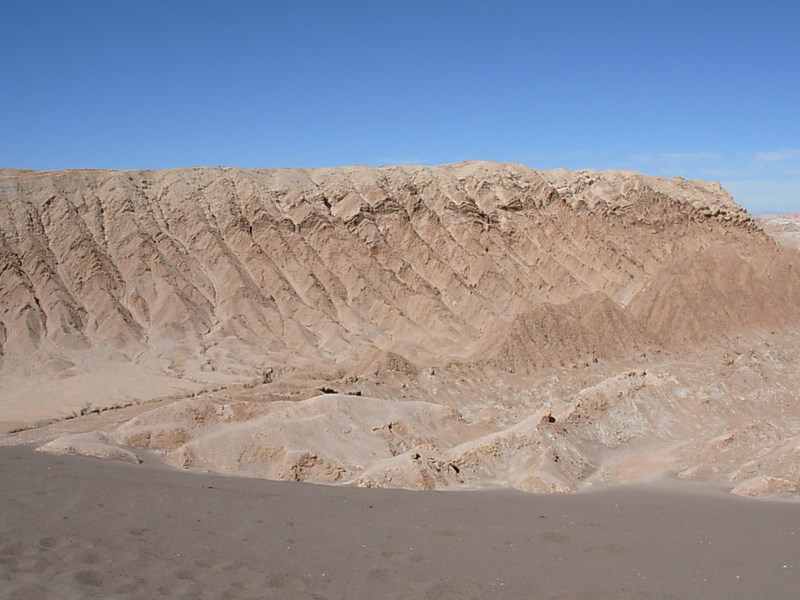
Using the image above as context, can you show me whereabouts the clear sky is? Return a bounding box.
[2,1,798,214]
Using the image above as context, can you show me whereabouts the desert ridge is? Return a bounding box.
[0,163,799,496]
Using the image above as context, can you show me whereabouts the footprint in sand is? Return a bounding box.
[1,583,48,600]
[582,543,628,555]
[175,568,195,581]
[77,549,102,565]
[438,528,460,537]
[541,531,569,543]
[367,567,388,581]
[37,536,60,549]
[268,571,311,589]
[73,569,112,587]
[0,542,28,558]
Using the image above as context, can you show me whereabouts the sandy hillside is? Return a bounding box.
[2,163,799,496]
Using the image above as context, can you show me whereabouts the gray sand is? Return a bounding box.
[1,445,797,599]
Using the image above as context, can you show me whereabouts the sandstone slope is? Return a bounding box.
[2,163,799,495]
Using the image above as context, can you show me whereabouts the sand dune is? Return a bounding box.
[2,446,798,599]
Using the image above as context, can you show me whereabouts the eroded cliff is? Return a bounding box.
[3,163,799,495]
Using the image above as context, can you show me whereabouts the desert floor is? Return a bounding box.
[1,445,797,600]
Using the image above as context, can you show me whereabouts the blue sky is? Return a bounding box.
[2,1,798,214]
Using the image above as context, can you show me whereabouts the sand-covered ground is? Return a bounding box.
[1,445,797,600]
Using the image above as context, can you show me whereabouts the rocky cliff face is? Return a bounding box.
[3,163,800,496]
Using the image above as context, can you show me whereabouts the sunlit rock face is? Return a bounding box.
[4,163,800,496]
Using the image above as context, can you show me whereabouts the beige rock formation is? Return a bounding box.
[36,431,142,464]
[1,163,799,495]
[759,212,800,248]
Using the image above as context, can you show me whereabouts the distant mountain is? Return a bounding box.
[759,212,800,249]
